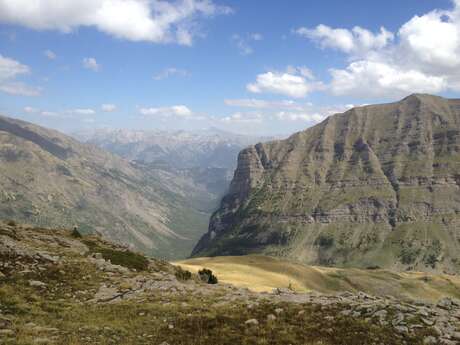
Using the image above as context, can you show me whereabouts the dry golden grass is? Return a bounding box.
[175,255,460,302]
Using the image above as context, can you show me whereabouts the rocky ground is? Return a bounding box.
[1,221,460,345]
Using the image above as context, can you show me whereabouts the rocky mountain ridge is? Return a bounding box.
[193,94,460,274]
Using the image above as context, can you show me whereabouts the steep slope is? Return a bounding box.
[0,114,208,259]
[193,94,460,274]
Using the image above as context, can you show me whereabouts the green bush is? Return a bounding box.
[71,227,83,238]
[198,268,218,284]
[100,248,149,271]
[315,235,334,248]
[175,266,192,281]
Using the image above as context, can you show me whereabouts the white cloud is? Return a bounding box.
[221,112,263,123]
[44,49,56,60]
[0,82,41,96]
[72,108,96,115]
[153,67,190,80]
[0,54,29,80]
[0,55,41,96]
[295,0,460,98]
[224,98,301,109]
[250,33,263,41]
[247,67,323,98]
[276,111,324,122]
[40,111,60,117]
[296,24,393,56]
[329,60,446,97]
[101,104,117,112]
[232,32,264,55]
[83,57,100,71]
[24,106,39,113]
[0,0,232,46]
[140,105,192,117]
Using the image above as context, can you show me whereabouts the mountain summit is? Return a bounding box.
[193,94,460,274]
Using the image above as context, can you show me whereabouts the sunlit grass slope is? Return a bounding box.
[175,255,460,302]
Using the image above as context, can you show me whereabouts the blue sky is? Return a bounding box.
[0,0,458,135]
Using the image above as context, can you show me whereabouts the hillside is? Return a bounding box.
[193,94,460,274]
[1,221,460,344]
[75,128,272,208]
[0,114,212,259]
[177,255,460,302]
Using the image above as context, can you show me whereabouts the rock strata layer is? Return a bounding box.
[193,94,460,273]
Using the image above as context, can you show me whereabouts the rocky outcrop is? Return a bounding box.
[193,94,460,273]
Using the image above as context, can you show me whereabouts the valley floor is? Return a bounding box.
[1,222,460,345]
[176,256,460,302]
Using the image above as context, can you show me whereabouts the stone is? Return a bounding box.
[274,308,283,315]
[245,319,259,326]
[391,312,405,326]
[421,318,434,326]
[423,336,438,345]
[394,326,409,334]
[437,298,453,310]
[373,310,388,318]
[29,280,46,288]
[0,329,15,336]
[267,314,276,322]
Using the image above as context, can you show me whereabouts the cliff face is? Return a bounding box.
[192,94,460,274]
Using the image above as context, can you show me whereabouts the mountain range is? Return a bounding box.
[0,118,266,259]
[193,94,460,274]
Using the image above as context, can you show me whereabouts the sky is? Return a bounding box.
[0,0,459,136]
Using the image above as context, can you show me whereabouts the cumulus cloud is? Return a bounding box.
[295,0,460,98]
[295,25,393,56]
[153,67,190,80]
[44,49,56,60]
[82,57,100,71]
[0,0,232,46]
[247,67,323,98]
[139,105,193,117]
[329,60,446,97]
[0,54,41,96]
[101,104,117,112]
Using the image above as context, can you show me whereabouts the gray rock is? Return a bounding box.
[437,298,453,310]
[394,325,409,334]
[245,319,259,326]
[29,280,46,288]
[267,314,276,322]
[0,329,15,336]
[423,336,437,345]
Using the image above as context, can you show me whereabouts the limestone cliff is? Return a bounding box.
[193,94,460,274]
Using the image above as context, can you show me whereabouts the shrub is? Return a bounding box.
[100,248,149,271]
[198,268,218,284]
[71,227,83,238]
[6,220,16,227]
[175,266,192,281]
[366,265,381,270]
[315,235,334,248]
